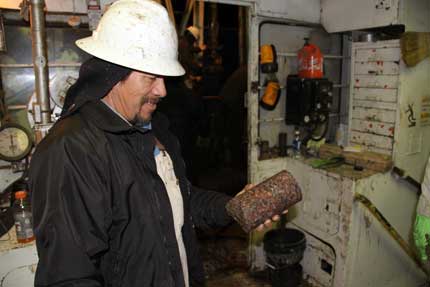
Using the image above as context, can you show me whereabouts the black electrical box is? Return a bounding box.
[285,75,333,126]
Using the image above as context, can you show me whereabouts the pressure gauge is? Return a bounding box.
[0,123,33,162]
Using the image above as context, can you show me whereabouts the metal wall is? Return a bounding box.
[0,25,90,129]
[321,0,430,33]
[258,22,344,147]
[257,0,320,24]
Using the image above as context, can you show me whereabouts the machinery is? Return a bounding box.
[243,1,430,287]
[285,76,333,140]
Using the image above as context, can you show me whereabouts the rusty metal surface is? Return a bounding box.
[226,170,302,233]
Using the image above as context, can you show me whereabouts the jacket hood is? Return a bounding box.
[61,57,132,117]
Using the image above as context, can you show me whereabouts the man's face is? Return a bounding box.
[116,71,166,123]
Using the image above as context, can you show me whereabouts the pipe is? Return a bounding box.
[30,0,51,124]
[0,63,81,68]
[164,0,176,28]
[275,52,348,59]
[192,0,204,47]
[208,3,218,49]
[198,0,204,46]
[238,6,246,65]
[179,0,195,36]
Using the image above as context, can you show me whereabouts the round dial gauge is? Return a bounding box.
[0,124,33,162]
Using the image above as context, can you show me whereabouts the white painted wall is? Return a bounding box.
[321,0,430,33]
[257,0,320,24]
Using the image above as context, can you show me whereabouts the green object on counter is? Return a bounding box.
[310,156,344,169]
[414,214,430,261]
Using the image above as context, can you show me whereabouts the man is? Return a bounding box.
[178,26,205,82]
[29,1,280,287]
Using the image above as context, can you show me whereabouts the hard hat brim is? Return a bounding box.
[76,37,186,77]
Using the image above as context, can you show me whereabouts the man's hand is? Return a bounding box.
[236,183,254,196]
[255,209,288,232]
[236,184,289,232]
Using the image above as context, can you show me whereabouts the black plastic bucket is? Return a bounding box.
[268,264,302,287]
[263,228,306,287]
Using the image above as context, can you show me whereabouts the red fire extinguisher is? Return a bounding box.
[298,38,323,78]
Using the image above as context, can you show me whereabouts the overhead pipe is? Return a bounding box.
[30,0,51,124]
[179,0,195,35]
[193,0,204,46]
[238,6,246,66]
[208,3,218,49]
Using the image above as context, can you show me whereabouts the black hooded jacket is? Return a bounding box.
[29,58,232,287]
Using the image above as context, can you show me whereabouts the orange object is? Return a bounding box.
[260,81,281,110]
[13,190,35,244]
[17,236,35,244]
[261,45,275,64]
[260,44,278,73]
[298,39,323,78]
[15,191,27,199]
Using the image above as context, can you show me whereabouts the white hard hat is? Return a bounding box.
[186,26,200,40]
[76,0,185,76]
